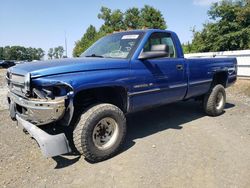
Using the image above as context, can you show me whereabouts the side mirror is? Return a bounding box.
[138,44,169,60]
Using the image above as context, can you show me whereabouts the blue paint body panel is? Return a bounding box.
[9,29,237,113]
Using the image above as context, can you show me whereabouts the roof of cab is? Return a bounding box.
[112,29,176,35]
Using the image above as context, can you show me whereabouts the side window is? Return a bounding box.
[143,32,176,58]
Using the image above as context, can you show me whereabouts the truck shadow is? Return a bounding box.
[122,100,235,152]
[50,100,235,167]
[52,155,81,169]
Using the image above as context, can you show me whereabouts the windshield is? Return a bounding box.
[81,32,143,59]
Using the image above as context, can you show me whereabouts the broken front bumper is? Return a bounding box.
[7,92,72,157]
[7,91,66,125]
[16,115,71,157]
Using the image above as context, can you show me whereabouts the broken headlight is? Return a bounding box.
[32,85,70,99]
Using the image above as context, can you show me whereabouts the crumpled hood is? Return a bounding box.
[9,57,129,78]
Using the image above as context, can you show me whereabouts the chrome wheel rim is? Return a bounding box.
[216,92,224,110]
[92,117,119,150]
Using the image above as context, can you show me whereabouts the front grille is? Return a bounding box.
[11,74,25,85]
[6,71,26,96]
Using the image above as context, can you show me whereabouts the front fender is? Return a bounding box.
[31,70,131,125]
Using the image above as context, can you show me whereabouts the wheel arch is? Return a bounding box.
[211,71,228,88]
[73,86,129,113]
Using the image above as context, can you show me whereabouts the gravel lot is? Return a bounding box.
[0,68,250,188]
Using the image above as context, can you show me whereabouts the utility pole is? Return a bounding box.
[64,31,68,58]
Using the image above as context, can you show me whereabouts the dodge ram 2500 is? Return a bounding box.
[6,29,237,162]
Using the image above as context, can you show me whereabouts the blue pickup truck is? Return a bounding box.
[6,29,237,162]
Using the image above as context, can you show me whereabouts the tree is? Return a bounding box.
[98,7,125,33]
[191,0,250,52]
[6,46,26,60]
[0,47,4,60]
[0,46,45,61]
[26,47,35,61]
[36,48,45,60]
[73,25,100,57]
[48,46,64,59]
[73,5,167,57]
[48,48,54,59]
[182,42,193,54]
[140,5,167,30]
[53,46,64,59]
[124,8,141,29]
[26,47,45,61]
[97,5,167,32]
[2,46,11,60]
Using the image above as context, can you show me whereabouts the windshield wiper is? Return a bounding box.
[85,54,104,58]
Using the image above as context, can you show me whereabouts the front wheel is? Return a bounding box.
[73,103,126,162]
[203,84,226,116]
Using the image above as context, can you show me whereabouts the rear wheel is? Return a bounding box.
[203,84,226,116]
[73,103,126,162]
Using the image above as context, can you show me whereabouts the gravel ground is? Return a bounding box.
[0,68,250,188]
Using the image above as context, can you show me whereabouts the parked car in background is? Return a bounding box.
[15,60,29,65]
[0,60,15,68]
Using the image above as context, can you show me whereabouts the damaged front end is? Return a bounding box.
[7,70,74,126]
[6,70,74,157]
[8,91,68,125]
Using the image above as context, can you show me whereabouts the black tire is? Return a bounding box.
[73,103,126,162]
[203,84,226,116]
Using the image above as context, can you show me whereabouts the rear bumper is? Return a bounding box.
[16,115,71,157]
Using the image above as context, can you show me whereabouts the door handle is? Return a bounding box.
[176,64,183,71]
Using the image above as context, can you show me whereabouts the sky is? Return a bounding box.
[0,0,220,58]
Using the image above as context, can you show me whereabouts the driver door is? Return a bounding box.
[130,32,187,111]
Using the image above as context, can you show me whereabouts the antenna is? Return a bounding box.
[64,31,68,58]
